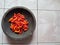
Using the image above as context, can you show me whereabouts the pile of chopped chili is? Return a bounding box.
[9,13,28,34]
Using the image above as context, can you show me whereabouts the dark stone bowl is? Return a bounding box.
[1,7,36,40]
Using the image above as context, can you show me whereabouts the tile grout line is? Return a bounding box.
[1,8,60,11]
[2,0,5,45]
[37,9,60,11]
[37,0,38,45]
[2,0,5,44]
[2,27,3,45]
[38,42,60,43]
[4,0,5,8]
[2,42,37,44]
[0,8,38,10]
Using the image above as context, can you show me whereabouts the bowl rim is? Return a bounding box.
[1,6,36,40]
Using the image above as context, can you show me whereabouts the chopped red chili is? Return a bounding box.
[9,13,29,34]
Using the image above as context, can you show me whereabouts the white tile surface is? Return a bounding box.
[0,9,4,43]
[0,44,3,45]
[16,0,37,9]
[0,0,4,8]
[38,10,60,42]
[5,0,37,9]
[38,43,60,45]
[56,11,60,26]
[55,26,60,42]
[5,0,17,8]
[3,9,37,44]
[3,43,37,45]
[38,0,60,10]
[38,23,56,42]
[38,11,57,24]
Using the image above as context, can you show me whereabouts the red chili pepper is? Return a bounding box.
[9,13,29,34]
[23,25,28,31]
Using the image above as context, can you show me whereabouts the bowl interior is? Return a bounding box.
[2,7,36,40]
